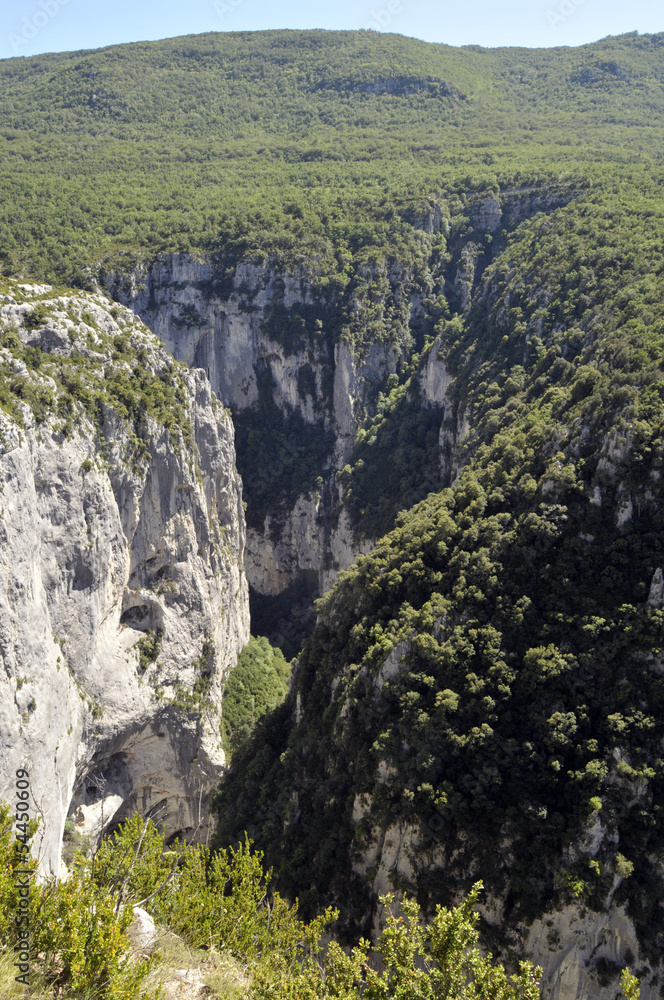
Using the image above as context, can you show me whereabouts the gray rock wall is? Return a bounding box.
[0,283,249,874]
[105,256,451,597]
[104,187,571,603]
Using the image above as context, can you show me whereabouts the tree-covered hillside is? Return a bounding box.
[214,173,664,969]
[0,30,663,284]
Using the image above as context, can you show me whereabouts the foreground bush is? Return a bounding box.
[250,886,542,1000]
[10,800,648,1000]
[0,804,158,998]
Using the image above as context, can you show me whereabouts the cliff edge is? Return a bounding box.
[0,280,249,874]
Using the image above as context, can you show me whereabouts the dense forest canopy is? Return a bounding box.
[0,30,663,285]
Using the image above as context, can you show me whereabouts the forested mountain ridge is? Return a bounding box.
[0,30,663,285]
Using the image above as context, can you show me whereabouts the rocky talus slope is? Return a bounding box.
[0,281,249,875]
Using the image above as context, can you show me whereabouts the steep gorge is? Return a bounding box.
[1,26,664,1000]
[104,185,573,651]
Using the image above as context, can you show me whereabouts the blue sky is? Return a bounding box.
[0,0,661,61]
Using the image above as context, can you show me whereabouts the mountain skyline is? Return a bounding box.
[2,0,662,61]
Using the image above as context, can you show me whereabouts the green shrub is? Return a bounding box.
[249,885,542,1000]
[221,636,291,759]
[0,802,544,1000]
[23,305,50,330]
[0,804,158,999]
[136,629,163,673]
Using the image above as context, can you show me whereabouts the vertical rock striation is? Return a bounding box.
[105,255,448,600]
[0,282,249,874]
[104,186,573,614]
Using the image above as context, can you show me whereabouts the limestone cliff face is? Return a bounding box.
[0,282,249,875]
[106,255,424,597]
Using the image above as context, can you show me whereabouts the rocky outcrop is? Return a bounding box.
[104,255,411,597]
[472,196,502,232]
[0,282,249,874]
[469,186,576,232]
[352,809,658,1000]
[525,904,655,1000]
